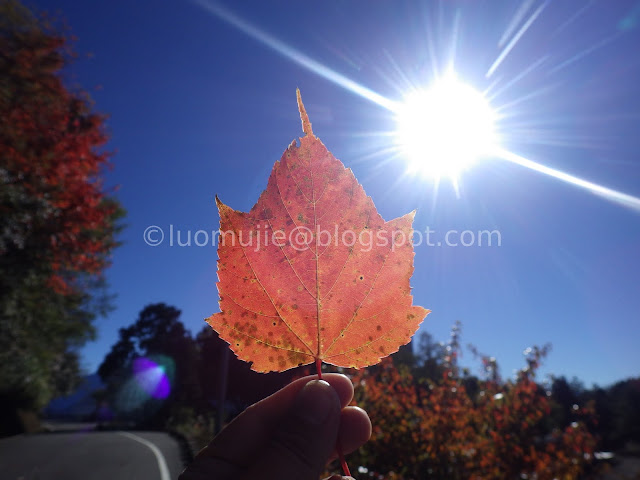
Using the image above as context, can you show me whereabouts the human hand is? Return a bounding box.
[179,373,371,480]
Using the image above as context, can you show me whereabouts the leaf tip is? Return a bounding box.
[296,88,313,137]
[215,195,229,213]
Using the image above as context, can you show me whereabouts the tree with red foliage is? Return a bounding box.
[346,323,597,480]
[0,0,123,426]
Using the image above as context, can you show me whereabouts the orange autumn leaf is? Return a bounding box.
[206,90,429,372]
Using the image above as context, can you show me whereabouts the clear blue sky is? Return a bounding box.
[33,0,640,387]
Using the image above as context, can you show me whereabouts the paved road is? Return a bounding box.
[0,429,185,480]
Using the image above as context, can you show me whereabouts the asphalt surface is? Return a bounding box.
[0,427,185,480]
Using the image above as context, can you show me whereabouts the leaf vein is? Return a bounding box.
[227,217,313,355]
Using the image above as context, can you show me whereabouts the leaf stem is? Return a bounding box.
[315,358,351,478]
[337,440,351,477]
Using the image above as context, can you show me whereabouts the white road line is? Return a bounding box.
[118,431,171,480]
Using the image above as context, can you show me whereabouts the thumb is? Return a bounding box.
[243,379,342,480]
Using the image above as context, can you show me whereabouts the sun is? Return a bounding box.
[395,74,498,183]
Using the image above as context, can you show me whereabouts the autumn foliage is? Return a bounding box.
[346,324,597,480]
[0,0,121,294]
[207,90,428,372]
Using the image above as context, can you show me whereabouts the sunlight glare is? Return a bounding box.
[495,148,640,212]
[395,75,498,182]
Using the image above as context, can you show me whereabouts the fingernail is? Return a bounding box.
[293,380,338,425]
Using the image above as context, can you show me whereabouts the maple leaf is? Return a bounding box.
[207,90,429,372]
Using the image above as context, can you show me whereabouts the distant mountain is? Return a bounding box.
[45,373,104,419]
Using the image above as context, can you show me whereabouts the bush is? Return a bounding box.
[344,326,596,479]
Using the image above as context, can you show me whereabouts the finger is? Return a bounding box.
[329,406,371,460]
[242,379,342,480]
[255,372,355,411]
[193,374,353,470]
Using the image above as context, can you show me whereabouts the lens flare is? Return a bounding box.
[192,0,395,111]
[116,356,174,414]
[133,357,171,399]
[191,0,640,213]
